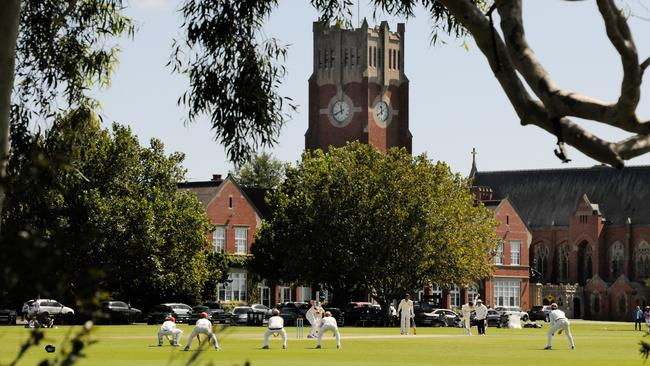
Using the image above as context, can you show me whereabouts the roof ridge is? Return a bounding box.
[475,164,650,175]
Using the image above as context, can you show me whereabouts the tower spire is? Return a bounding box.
[469,147,478,179]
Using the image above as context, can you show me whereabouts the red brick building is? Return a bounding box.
[473,164,650,320]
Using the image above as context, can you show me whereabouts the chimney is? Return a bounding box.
[212,174,222,182]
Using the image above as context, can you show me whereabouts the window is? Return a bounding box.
[493,279,520,307]
[344,48,348,66]
[511,240,521,265]
[495,242,504,265]
[533,243,549,281]
[397,50,400,69]
[325,49,329,68]
[610,241,624,278]
[229,196,232,208]
[450,285,460,308]
[297,286,312,303]
[467,285,478,303]
[259,284,271,307]
[234,227,248,254]
[636,241,650,278]
[212,226,226,253]
[318,50,322,68]
[218,271,247,302]
[278,286,292,303]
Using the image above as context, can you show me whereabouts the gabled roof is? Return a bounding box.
[177,180,221,208]
[473,165,650,227]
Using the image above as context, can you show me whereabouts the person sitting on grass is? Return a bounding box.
[184,312,220,351]
[157,316,183,347]
[262,309,287,349]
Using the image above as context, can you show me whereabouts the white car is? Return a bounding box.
[22,299,75,322]
[495,306,529,322]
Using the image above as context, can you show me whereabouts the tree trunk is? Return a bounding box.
[0,0,20,233]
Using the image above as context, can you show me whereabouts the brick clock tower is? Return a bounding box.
[305,20,412,153]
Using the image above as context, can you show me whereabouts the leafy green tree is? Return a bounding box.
[0,108,226,310]
[250,142,497,315]
[232,152,286,189]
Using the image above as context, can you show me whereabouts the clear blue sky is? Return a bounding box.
[94,0,650,181]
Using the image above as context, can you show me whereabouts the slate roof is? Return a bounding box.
[177,181,220,208]
[472,165,650,227]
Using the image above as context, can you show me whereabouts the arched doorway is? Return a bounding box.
[578,241,593,285]
[573,297,581,319]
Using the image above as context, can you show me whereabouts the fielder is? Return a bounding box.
[306,298,324,338]
[397,293,414,335]
[461,298,475,336]
[315,311,341,349]
[157,316,183,346]
[544,303,575,350]
[184,312,220,351]
[262,309,287,349]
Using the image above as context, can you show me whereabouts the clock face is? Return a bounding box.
[331,100,351,123]
[374,101,389,122]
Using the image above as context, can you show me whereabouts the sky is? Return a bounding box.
[93,0,650,181]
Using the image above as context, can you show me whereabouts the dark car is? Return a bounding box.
[431,309,462,327]
[188,302,227,324]
[146,303,192,325]
[230,306,253,325]
[413,303,438,327]
[528,305,551,322]
[98,301,142,324]
[0,308,17,325]
[486,309,501,327]
[343,302,373,326]
[277,303,301,326]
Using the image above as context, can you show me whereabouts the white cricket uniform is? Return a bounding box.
[158,320,183,346]
[546,309,575,349]
[316,315,341,348]
[263,315,287,348]
[461,303,474,335]
[398,299,414,335]
[306,303,323,338]
[184,318,219,350]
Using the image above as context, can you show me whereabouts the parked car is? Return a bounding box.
[250,303,273,319]
[0,308,17,325]
[22,299,75,324]
[279,304,300,326]
[97,301,142,324]
[486,309,502,327]
[324,307,345,327]
[343,302,373,326]
[188,302,227,324]
[146,303,192,325]
[495,306,529,322]
[230,306,253,325]
[413,303,438,326]
[431,309,462,327]
[528,305,552,322]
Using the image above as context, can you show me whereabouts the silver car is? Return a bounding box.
[22,299,75,322]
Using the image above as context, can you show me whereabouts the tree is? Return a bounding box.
[250,142,497,315]
[231,152,286,189]
[0,108,226,310]
[0,0,135,225]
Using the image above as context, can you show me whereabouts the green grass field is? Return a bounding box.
[0,321,645,366]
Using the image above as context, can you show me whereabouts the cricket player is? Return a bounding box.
[262,309,287,349]
[306,298,323,338]
[544,303,575,350]
[184,312,220,351]
[397,293,414,335]
[474,298,488,335]
[461,299,475,336]
[157,316,183,346]
[315,311,341,349]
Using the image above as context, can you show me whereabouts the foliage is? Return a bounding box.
[250,142,497,313]
[0,108,224,310]
[231,152,286,189]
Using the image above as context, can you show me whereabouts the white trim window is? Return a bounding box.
[212,226,226,253]
[218,271,247,302]
[278,286,293,303]
[493,279,520,307]
[450,285,460,308]
[495,242,504,265]
[297,286,312,303]
[234,227,248,254]
[510,240,521,265]
[467,286,478,303]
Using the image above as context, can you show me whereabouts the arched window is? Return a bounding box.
[636,241,650,279]
[592,293,600,314]
[534,243,549,281]
[560,244,570,281]
[618,294,627,315]
[610,241,624,279]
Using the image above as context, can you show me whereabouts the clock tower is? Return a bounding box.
[305,20,412,153]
